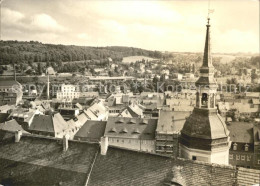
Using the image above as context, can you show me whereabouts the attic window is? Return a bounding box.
[141,119,149,125]
[116,119,124,123]
[132,128,140,134]
[109,127,117,133]
[120,128,128,133]
[233,143,237,151]
[245,144,249,151]
[128,119,136,124]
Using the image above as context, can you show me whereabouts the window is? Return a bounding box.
[192,156,197,160]
[233,143,237,151]
[236,155,240,160]
[241,155,245,161]
[229,154,233,159]
[245,144,249,151]
[258,160,260,165]
[247,155,251,161]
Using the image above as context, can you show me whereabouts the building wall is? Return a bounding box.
[229,151,254,168]
[180,144,229,165]
[107,137,155,153]
[155,133,179,157]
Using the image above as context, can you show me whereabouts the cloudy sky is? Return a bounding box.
[1,0,259,53]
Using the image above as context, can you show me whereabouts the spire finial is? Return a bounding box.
[207,0,214,23]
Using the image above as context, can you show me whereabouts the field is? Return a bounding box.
[122,56,155,64]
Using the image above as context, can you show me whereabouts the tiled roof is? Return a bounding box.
[0,119,29,133]
[182,108,230,140]
[74,120,106,141]
[0,131,255,186]
[29,113,68,135]
[157,110,190,134]
[0,131,98,185]
[104,117,157,140]
[0,80,21,87]
[227,122,254,143]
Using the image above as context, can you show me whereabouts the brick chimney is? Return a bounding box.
[100,136,108,155]
[15,130,22,142]
[63,134,70,151]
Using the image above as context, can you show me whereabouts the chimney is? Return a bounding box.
[15,130,22,142]
[13,64,16,81]
[63,134,70,151]
[47,74,50,100]
[100,136,108,155]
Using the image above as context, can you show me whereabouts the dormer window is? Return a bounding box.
[233,143,237,151]
[245,144,249,151]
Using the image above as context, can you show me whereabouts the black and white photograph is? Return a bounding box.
[0,0,259,185]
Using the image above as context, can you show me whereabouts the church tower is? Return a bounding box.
[179,18,230,165]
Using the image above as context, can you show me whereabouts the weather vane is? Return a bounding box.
[207,0,214,22]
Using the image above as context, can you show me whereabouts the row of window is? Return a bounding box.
[233,143,249,151]
[229,154,251,161]
[108,138,154,145]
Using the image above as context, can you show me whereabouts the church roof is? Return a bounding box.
[181,108,229,140]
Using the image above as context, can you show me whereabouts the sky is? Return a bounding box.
[1,0,259,53]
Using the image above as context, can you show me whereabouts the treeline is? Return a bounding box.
[0,40,166,65]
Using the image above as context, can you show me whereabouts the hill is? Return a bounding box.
[0,40,164,65]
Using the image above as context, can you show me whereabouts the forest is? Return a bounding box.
[0,40,167,65]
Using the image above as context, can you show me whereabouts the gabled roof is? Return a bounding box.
[157,110,190,134]
[227,122,254,143]
[0,119,29,133]
[104,117,157,140]
[74,120,106,141]
[29,113,68,134]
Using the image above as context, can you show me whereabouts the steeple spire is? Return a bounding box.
[195,17,216,87]
[202,18,212,68]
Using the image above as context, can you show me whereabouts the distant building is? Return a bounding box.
[104,117,157,153]
[156,110,190,157]
[46,66,56,75]
[73,120,107,142]
[56,84,80,101]
[228,122,254,168]
[28,112,73,138]
[0,80,23,106]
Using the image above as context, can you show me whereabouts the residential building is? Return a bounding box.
[56,84,80,101]
[228,122,254,168]
[104,117,157,153]
[73,120,107,142]
[156,110,190,157]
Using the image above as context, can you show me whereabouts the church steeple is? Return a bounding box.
[179,17,230,165]
[195,18,216,88]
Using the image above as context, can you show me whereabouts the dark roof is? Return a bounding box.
[74,120,107,141]
[227,122,254,143]
[0,113,9,123]
[181,108,229,140]
[0,131,98,185]
[29,113,68,134]
[0,80,20,87]
[29,114,54,133]
[89,146,236,186]
[0,131,241,186]
[104,117,157,140]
